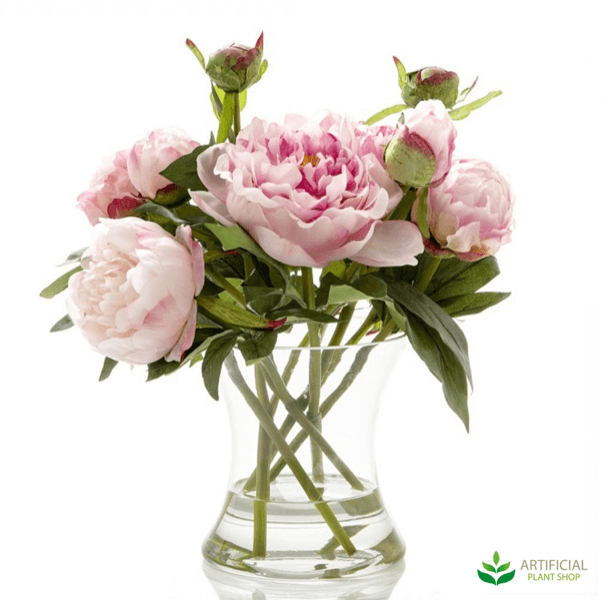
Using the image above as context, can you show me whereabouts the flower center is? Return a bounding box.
[300,154,320,168]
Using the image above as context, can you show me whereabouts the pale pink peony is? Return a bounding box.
[191,113,423,268]
[425,159,514,261]
[77,129,200,225]
[67,218,205,365]
[127,129,200,199]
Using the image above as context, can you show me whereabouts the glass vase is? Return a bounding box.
[203,330,407,600]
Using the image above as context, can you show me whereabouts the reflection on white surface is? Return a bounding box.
[203,559,405,600]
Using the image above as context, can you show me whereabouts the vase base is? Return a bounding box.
[203,558,405,600]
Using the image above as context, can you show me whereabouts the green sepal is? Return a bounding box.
[365,103,408,126]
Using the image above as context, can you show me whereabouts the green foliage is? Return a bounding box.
[99,357,118,382]
[449,91,502,121]
[365,104,408,126]
[477,570,496,585]
[202,333,238,399]
[159,145,209,190]
[497,570,516,584]
[50,314,73,333]
[197,295,272,330]
[40,266,82,299]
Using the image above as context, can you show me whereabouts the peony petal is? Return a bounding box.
[351,220,424,267]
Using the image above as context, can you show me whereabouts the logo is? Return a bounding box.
[478,551,516,586]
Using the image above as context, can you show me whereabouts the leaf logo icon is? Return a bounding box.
[478,551,516,586]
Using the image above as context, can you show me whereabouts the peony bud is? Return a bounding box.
[385,100,457,188]
[402,67,459,109]
[205,33,264,93]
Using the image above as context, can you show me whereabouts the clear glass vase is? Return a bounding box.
[203,329,407,600]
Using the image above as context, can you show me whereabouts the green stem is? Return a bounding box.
[225,355,356,556]
[253,365,270,557]
[243,334,309,492]
[267,347,373,484]
[233,93,241,138]
[259,359,365,491]
[301,267,324,482]
[204,267,246,308]
[415,255,442,293]
[373,318,396,342]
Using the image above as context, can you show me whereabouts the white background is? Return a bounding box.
[0,1,600,599]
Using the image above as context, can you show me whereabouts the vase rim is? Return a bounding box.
[263,332,407,352]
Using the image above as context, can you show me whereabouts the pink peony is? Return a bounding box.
[191,113,423,268]
[385,100,456,188]
[67,218,205,365]
[77,129,200,225]
[424,159,514,261]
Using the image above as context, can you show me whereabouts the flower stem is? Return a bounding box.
[259,359,365,491]
[233,93,241,138]
[301,267,324,482]
[415,255,442,293]
[225,355,357,556]
[253,365,270,557]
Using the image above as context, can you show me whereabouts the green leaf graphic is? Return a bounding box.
[497,570,516,585]
[482,562,496,573]
[497,561,511,573]
[477,570,496,585]
[493,551,500,565]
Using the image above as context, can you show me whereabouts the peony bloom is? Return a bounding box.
[385,100,456,188]
[191,113,423,268]
[424,159,514,261]
[67,218,205,365]
[77,129,200,225]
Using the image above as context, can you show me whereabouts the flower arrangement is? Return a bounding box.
[41,34,514,570]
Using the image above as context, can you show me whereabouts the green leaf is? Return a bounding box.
[133,202,190,225]
[439,292,511,317]
[266,305,338,324]
[243,286,284,314]
[429,256,501,301]
[40,266,82,299]
[159,145,208,190]
[493,551,500,565]
[216,92,235,143]
[405,313,469,431]
[416,187,430,238]
[386,280,472,386]
[50,314,73,333]
[449,91,502,121]
[197,295,270,330]
[477,570,496,585]
[147,358,182,381]
[497,561,511,573]
[457,76,478,104]
[202,334,238,399]
[497,569,515,585]
[365,104,409,126]
[99,357,118,382]
[327,274,387,305]
[321,260,347,280]
[238,331,278,364]
[59,247,87,266]
[482,562,496,573]
[206,223,288,279]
